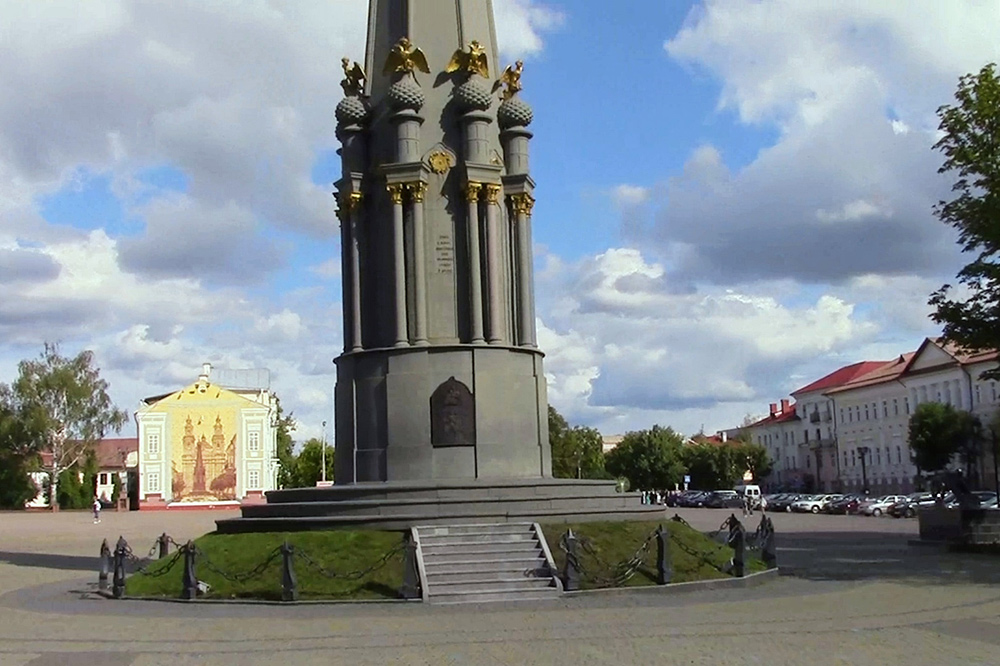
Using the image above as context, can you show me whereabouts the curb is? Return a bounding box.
[557,568,780,598]
[101,569,781,605]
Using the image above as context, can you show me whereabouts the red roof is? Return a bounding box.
[37,437,138,470]
[746,402,799,428]
[825,353,915,394]
[792,361,887,395]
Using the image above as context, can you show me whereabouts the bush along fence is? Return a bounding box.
[557,513,777,592]
[96,532,420,602]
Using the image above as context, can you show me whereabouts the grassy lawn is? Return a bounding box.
[125,530,406,600]
[539,519,767,589]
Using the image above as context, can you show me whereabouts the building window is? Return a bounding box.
[806,456,811,469]
[976,385,982,404]
[992,382,997,402]
[816,428,821,441]
[882,401,888,417]
[248,431,260,453]
[840,408,845,422]
[99,473,108,485]
[865,405,870,420]
[876,449,881,465]
[848,409,853,423]
[804,429,809,443]
[896,445,902,464]
[248,469,260,489]
[852,450,857,467]
[147,433,160,457]
[844,452,848,468]
[147,472,160,493]
[893,399,899,416]
[905,398,910,415]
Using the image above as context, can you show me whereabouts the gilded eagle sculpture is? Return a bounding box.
[496,60,524,100]
[382,37,430,76]
[340,58,367,96]
[445,40,490,78]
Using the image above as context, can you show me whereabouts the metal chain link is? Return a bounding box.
[559,529,659,587]
[195,545,283,584]
[295,543,403,581]
[118,539,184,578]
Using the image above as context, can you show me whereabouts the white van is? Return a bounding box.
[734,484,764,509]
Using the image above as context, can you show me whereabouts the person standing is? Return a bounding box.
[92,495,101,524]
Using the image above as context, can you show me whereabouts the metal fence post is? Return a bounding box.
[401,531,420,600]
[732,523,746,578]
[98,539,111,592]
[158,532,170,560]
[181,540,198,600]
[762,516,777,569]
[655,524,672,585]
[112,536,127,598]
[281,541,298,602]
[562,529,581,592]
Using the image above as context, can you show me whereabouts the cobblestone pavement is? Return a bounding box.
[1,508,998,665]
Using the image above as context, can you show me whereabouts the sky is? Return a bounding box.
[1,0,999,444]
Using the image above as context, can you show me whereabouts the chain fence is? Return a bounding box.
[101,532,407,601]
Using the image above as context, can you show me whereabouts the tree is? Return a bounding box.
[680,443,725,490]
[272,398,298,488]
[928,63,1000,379]
[5,344,128,509]
[604,425,686,491]
[286,437,335,488]
[0,400,43,509]
[548,406,608,479]
[908,402,966,473]
[739,442,774,483]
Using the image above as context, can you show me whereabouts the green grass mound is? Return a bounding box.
[540,519,766,589]
[125,530,405,601]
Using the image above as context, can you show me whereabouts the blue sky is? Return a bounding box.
[1,0,997,442]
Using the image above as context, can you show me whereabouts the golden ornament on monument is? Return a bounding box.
[428,151,453,174]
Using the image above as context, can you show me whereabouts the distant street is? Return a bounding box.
[1,508,1000,666]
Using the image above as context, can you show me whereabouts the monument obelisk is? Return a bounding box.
[333,0,548,483]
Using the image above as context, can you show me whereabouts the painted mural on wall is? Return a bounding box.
[170,410,238,502]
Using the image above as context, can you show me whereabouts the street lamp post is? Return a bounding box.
[321,420,327,484]
[858,446,870,494]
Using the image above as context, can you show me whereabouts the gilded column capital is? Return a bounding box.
[464,181,482,203]
[386,183,405,204]
[339,191,364,214]
[406,181,427,203]
[484,184,502,206]
[509,192,535,216]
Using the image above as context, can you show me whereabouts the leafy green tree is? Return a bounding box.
[739,442,774,483]
[272,398,298,488]
[286,437,335,488]
[548,406,608,479]
[680,443,724,490]
[605,425,686,490]
[928,63,1000,378]
[0,399,44,509]
[5,344,128,509]
[909,402,967,473]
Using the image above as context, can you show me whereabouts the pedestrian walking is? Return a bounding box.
[92,495,102,524]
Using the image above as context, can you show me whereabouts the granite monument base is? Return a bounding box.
[215,478,664,532]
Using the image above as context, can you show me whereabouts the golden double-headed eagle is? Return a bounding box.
[445,40,490,78]
[340,58,367,96]
[382,37,431,76]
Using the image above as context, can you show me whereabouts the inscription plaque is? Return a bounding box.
[434,234,454,273]
[430,377,475,447]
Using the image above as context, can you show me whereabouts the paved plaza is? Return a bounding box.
[1,508,999,665]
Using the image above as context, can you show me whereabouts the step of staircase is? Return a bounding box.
[414,522,562,604]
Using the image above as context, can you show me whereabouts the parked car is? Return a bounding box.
[825,495,862,514]
[769,494,803,512]
[790,495,824,513]
[887,494,931,518]
[704,490,744,509]
[677,491,710,508]
[860,495,907,516]
[946,491,997,509]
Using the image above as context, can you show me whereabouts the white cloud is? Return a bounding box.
[611,184,650,207]
[494,0,566,59]
[537,247,879,434]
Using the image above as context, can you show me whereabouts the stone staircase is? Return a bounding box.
[413,522,563,604]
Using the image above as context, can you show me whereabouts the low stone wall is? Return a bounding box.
[918,507,962,542]
[918,506,1000,545]
[959,509,1000,546]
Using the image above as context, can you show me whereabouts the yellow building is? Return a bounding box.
[136,364,278,508]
